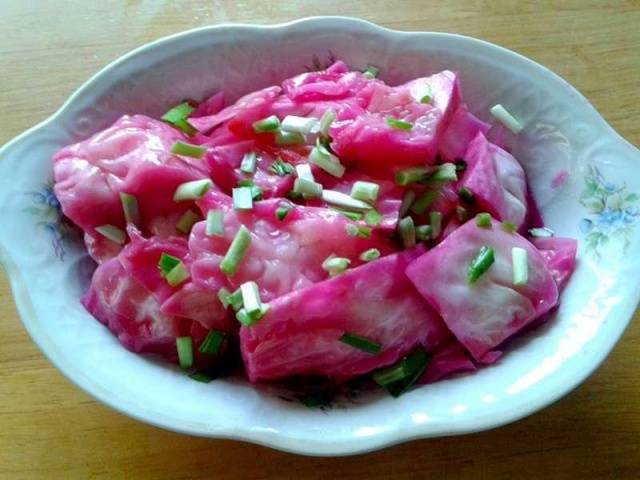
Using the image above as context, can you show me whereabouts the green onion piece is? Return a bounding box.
[275,131,305,146]
[373,362,408,386]
[395,167,431,186]
[410,190,437,215]
[294,178,323,198]
[220,225,252,277]
[322,255,351,276]
[162,102,194,123]
[398,216,416,248]
[455,158,467,173]
[171,141,207,159]
[362,64,380,79]
[399,190,416,217]
[173,118,197,136]
[427,163,457,182]
[386,117,414,131]
[339,332,382,354]
[240,281,262,316]
[281,115,318,134]
[456,206,469,222]
[276,202,292,221]
[351,181,380,203]
[415,85,433,104]
[420,93,432,104]
[176,336,193,369]
[364,209,382,226]
[415,225,433,241]
[173,179,213,202]
[189,372,214,383]
[330,207,363,221]
[430,211,442,239]
[269,157,294,176]
[95,224,126,245]
[345,224,372,238]
[512,247,529,286]
[458,187,475,204]
[502,221,517,233]
[319,109,336,136]
[300,394,330,409]
[240,152,258,174]
[322,189,372,211]
[165,261,190,287]
[218,287,243,311]
[236,180,263,201]
[296,163,315,181]
[384,350,430,397]
[199,330,225,355]
[158,252,181,277]
[287,190,304,201]
[176,209,200,234]
[232,187,254,210]
[359,248,380,262]
[236,304,270,327]
[205,210,224,237]
[529,227,554,238]
[490,104,523,134]
[252,115,281,133]
[475,213,492,228]
[309,144,345,178]
[217,287,232,309]
[120,192,140,226]
[468,245,495,284]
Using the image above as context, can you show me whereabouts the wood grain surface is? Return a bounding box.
[1,1,639,479]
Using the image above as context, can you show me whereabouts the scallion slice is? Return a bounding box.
[502,221,517,233]
[237,179,263,201]
[269,157,294,176]
[275,131,305,146]
[95,224,126,245]
[189,372,214,383]
[399,190,416,217]
[218,287,243,311]
[415,225,433,241]
[176,209,200,234]
[295,163,315,181]
[386,117,414,131]
[373,349,430,397]
[322,190,372,211]
[455,158,467,173]
[162,102,195,134]
[294,178,323,198]
[427,163,457,182]
[339,332,382,354]
[362,64,380,79]
[430,211,442,239]
[240,151,258,174]
[398,216,416,249]
[475,212,492,228]
[173,119,197,136]
[199,330,225,355]
[232,187,254,210]
[322,255,351,276]
[345,224,372,238]
[236,304,269,327]
[490,104,523,134]
[309,144,345,178]
[351,181,380,203]
[456,206,469,222]
[512,247,529,286]
[173,179,213,202]
[330,207,363,222]
[120,192,140,226]
[240,281,262,316]
[468,245,495,284]
[206,210,224,236]
[176,336,193,369]
[319,109,336,136]
[420,93,432,104]
[275,202,292,221]
[281,115,319,134]
[410,190,437,215]
[158,252,181,277]
[219,225,251,277]
[364,209,382,226]
[529,227,555,238]
[359,248,380,262]
[171,141,208,159]
[252,115,281,133]
[395,167,431,186]
[458,187,475,204]
[165,261,190,287]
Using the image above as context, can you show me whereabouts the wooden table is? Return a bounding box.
[1,2,639,478]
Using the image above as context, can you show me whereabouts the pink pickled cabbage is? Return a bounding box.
[439,105,490,161]
[531,237,578,290]
[418,341,476,384]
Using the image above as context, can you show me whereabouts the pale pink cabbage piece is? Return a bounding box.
[240,249,450,382]
[439,105,490,161]
[191,190,397,302]
[84,232,121,263]
[531,237,578,290]
[418,341,476,384]
[460,132,528,228]
[406,217,558,362]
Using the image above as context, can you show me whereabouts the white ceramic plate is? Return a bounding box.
[1,17,639,456]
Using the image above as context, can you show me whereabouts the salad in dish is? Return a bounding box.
[52,60,577,399]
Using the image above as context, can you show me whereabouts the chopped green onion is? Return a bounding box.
[176,209,200,234]
[269,157,294,176]
[275,131,305,146]
[529,227,555,238]
[236,304,269,327]
[395,167,431,186]
[345,224,372,238]
[490,104,523,134]
[455,158,467,173]
[295,163,315,182]
[232,187,254,210]
[205,210,224,236]
[399,190,416,217]
[276,202,292,221]
[364,209,382,226]
[415,85,433,104]
[359,248,380,262]
[95,224,126,245]
[512,247,529,286]
[240,281,262,317]
[351,181,379,203]
[173,179,213,202]
[456,206,469,222]
[339,332,382,354]
[252,115,281,133]
[398,216,416,248]
[176,336,193,369]
[240,152,258,174]
[322,255,351,276]
[373,349,430,397]
[458,187,475,204]
[373,362,408,386]
[502,221,517,233]
[386,117,414,131]
[330,207,363,221]
[158,252,181,277]
[294,178,323,198]
[171,141,207,159]
[165,261,190,287]
[362,64,380,79]
[162,102,194,123]
[217,287,232,309]
[415,225,433,241]
[287,190,304,201]
[300,394,330,408]
[218,287,243,311]
[430,211,442,239]
[237,179,263,201]
[309,143,345,178]
[319,109,336,136]
[322,189,372,211]
[475,213,492,228]
[199,330,225,355]
[427,163,457,182]
[468,245,495,284]
[220,225,252,277]
[173,119,197,136]
[189,372,214,383]
[410,190,437,215]
[120,192,140,226]
[420,93,432,104]
[281,115,319,134]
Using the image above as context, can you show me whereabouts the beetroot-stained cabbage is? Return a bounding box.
[439,105,490,161]
[190,91,225,118]
[531,237,578,290]
[240,249,450,382]
[418,341,476,384]
[406,217,558,362]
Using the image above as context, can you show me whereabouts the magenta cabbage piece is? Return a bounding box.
[418,341,476,384]
[531,237,578,290]
[439,104,490,161]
